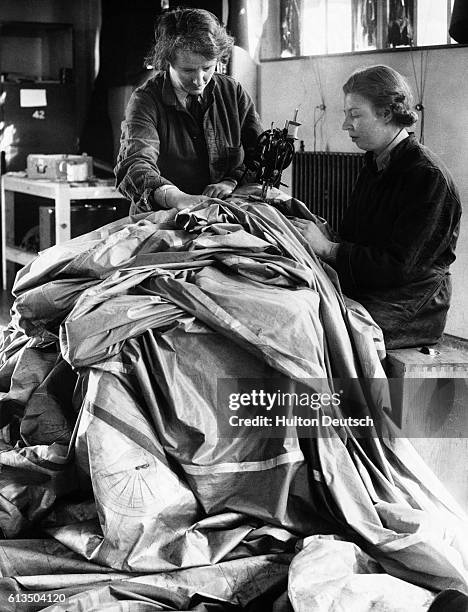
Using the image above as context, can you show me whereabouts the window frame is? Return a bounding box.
[263,0,460,61]
[260,41,468,64]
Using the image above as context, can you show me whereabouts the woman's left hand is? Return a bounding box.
[290,217,338,261]
[202,180,236,199]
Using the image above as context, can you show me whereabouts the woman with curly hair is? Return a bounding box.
[115,7,263,213]
[292,65,461,349]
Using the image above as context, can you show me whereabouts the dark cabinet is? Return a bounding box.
[1,82,78,172]
[0,21,77,173]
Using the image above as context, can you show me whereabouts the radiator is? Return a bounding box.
[292,151,364,231]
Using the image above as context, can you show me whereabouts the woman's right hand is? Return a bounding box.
[290,217,340,262]
[153,186,209,210]
[173,192,210,211]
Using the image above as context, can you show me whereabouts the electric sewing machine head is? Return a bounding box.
[247,109,301,199]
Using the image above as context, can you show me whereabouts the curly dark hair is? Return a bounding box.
[146,7,234,70]
[343,65,418,127]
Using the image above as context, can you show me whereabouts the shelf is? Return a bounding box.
[2,175,124,201]
[4,245,36,266]
[1,173,129,290]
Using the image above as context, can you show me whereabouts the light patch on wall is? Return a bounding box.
[0,123,18,167]
[247,0,269,61]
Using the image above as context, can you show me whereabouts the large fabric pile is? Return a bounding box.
[0,196,467,611]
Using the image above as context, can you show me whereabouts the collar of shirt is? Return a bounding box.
[161,70,216,108]
[374,128,409,171]
[171,81,197,108]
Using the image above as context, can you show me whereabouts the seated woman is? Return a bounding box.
[292,65,461,349]
[114,7,263,214]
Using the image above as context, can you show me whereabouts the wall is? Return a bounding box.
[0,0,100,136]
[260,46,468,338]
[230,46,259,107]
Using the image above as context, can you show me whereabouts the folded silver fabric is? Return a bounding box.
[0,196,466,611]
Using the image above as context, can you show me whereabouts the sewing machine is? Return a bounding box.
[247,109,301,199]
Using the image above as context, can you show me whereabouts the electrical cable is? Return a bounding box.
[313,105,326,152]
[409,43,429,144]
[312,58,325,106]
[408,0,432,144]
[312,58,326,151]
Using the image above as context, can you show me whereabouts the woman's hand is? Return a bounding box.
[290,217,339,262]
[202,179,237,199]
[232,183,282,199]
[172,193,209,211]
[154,186,209,210]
